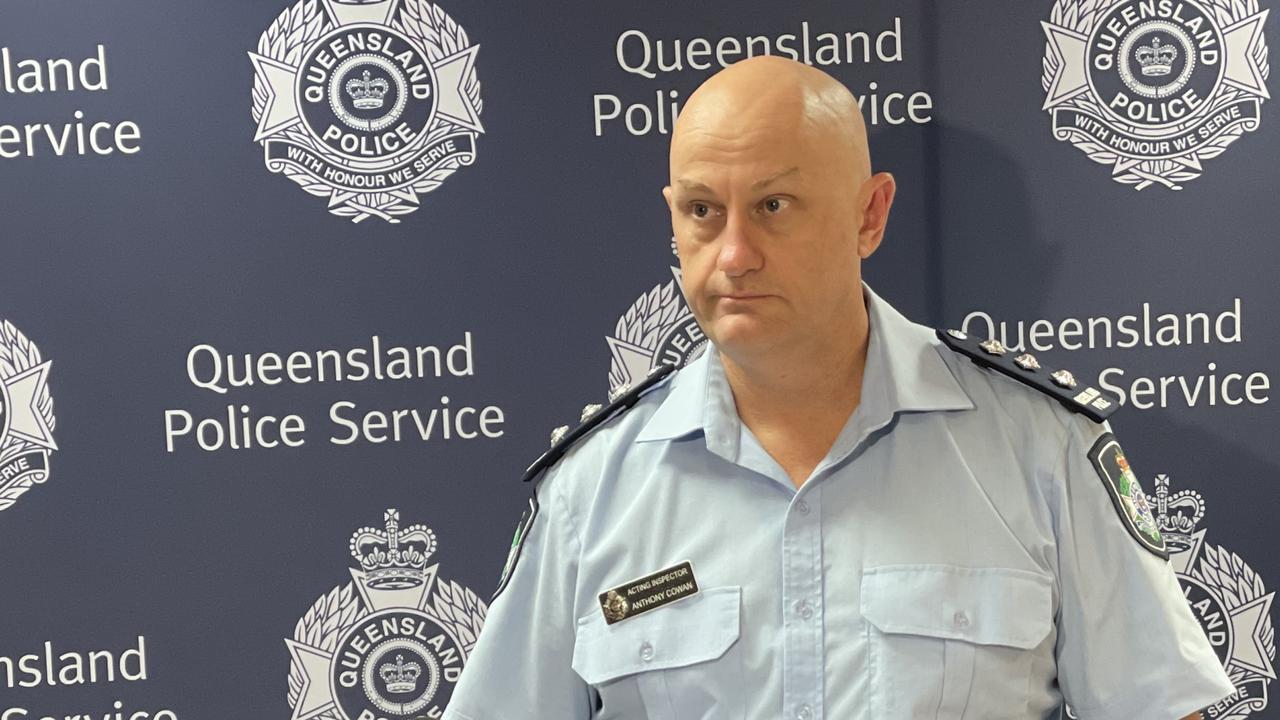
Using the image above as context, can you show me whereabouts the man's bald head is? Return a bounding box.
[662,57,896,367]
[671,56,871,185]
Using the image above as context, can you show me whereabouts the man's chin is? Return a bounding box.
[707,319,787,357]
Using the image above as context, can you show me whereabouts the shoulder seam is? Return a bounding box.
[548,469,585,596]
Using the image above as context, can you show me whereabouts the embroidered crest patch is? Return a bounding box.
[493,495,539,600]
[1088,433,1169,559]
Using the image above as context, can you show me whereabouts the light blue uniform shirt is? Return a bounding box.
[445,285,1233,720]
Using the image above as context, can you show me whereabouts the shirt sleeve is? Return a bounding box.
[1052,417,1235,720]
[443,466,593,720]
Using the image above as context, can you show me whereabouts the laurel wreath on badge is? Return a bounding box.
[287,583,361,719]
[1042,0,1269,190]
[287,578,487,718]
[0,321,56,513]
[608,277,691,390]
[1196,544,1277,694]
[252,0,483,223]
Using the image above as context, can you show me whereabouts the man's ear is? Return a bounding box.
[662,185,674,211]
[857,172,896,259]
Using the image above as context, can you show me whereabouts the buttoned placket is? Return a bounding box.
[778,390,898,720]
[783,482,824,720]
[728,413,831,720]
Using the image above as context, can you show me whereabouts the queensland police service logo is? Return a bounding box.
[607,262,707,393]
[250,0,483,223]
[1154,475,1275,718]
[1041,0,1269,189]
[286,510,486,720]
[0,319,57,514]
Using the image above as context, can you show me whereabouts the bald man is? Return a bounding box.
[443,58,1233,720]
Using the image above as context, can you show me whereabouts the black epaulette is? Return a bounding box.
[936,328,1119,423]
[522,362,678,482]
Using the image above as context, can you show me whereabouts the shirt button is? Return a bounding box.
[639,641,654,662]
[796,600,815,620]
[796,704,813,720]
[953,611,970,629]
[796,500,811,515]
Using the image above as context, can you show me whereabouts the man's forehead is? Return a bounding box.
[669,115,830,185]
[672,166,802,194]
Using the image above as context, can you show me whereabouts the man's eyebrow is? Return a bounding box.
[674,178,715,194]
[751,166,800,191]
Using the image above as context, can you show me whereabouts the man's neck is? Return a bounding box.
[718,310,871,487]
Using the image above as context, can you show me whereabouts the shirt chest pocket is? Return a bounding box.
[571,586,745,720]
[861,565,1053,720]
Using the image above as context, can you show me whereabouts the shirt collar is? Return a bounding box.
[634,283,974,445]
[634,343,713,443]
[859,283,975,419]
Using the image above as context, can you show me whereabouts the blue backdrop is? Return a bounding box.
[0,0,1274,718]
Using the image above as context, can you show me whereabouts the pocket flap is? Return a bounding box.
[571,585,741,684]
[861,565,1052,649]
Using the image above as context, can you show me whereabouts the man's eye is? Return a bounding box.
[690,202,711,218]
[762,197,789,214]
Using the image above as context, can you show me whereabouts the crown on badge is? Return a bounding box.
[349,509,436,589]
[379,654,422,693]
[1153,474,1204,552]
[345,69,390,110]
[1136,36,1178,77]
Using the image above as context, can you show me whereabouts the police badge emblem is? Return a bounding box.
[250,0,484,223]
[286,510,486,720]
[0,319,57,514]
[602,590,630,623]
[608,263,707,394]
[1155,474,1276,718]
[1041,0,1269,190]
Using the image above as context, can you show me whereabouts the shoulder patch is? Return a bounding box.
[1087,433,1169,559]
[936,328,1119,423]
[522,362,678,483]
[493,494,538,600]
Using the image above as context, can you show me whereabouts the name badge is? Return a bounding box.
[598,560,699,625]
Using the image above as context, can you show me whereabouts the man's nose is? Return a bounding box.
[715,210,763,278]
